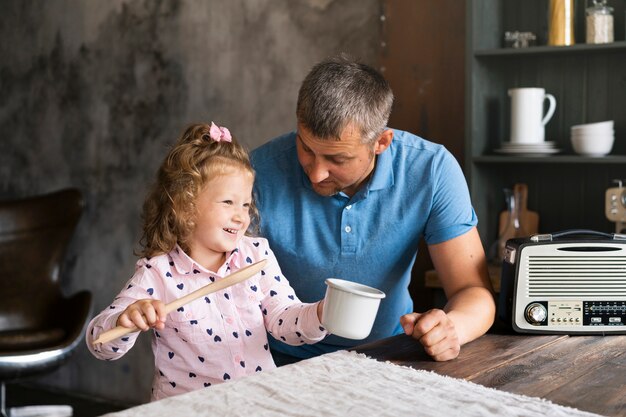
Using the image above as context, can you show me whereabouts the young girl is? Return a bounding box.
[86,122,327,401]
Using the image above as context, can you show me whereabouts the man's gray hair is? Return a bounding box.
[296,53,394,144]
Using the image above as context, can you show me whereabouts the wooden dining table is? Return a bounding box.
[353,330,626,417]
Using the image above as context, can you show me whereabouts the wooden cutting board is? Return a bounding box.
[498,183,539,238]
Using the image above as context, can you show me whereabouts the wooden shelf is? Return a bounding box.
[425,264,501,293]
[475,41,626,58]
[472,155,626,164]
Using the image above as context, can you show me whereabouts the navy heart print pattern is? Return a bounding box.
[95,244,332,396]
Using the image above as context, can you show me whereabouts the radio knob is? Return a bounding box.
[525,303,547,325]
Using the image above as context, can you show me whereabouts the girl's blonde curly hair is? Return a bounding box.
[138,123,258,258]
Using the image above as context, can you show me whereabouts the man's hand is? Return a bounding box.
[400,309,460,361]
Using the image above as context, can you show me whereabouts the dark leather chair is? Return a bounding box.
[0,188,92,417]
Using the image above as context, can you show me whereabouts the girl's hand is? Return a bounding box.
[117,299,167,331]
[317,299,324,322]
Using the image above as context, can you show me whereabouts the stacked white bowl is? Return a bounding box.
[570,120,615,156]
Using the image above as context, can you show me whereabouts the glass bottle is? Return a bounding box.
[548,0,575,46]
[586,0,614,44]
[495,188,530,264]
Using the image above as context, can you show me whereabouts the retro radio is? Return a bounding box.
[498,229,626,334]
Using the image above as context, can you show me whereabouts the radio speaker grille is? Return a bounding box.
[524,255,626,297]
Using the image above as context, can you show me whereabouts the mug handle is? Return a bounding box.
[542,94,557,125]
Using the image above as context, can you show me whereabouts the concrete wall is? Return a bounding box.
[0,0,380,405]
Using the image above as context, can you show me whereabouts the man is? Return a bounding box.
[251,54,495,364]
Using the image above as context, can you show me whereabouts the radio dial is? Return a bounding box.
[525,303,547,325]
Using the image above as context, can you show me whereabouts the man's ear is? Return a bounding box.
[374,129,393,155]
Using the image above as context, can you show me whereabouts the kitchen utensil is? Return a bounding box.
[322,278,385,340]
[92,259,267,345]
[571,134,614,156]
[498,183,539,239]
[605,179,626,233]
[571,120,613,132]
[548,0,575,46]
[508,88,557,144]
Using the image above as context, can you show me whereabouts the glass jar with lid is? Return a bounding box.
[586,0,614,44]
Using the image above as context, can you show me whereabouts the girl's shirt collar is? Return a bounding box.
[169,244,243,276]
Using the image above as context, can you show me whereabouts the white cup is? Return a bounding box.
[509,88,557,143]
[321,278,385,340]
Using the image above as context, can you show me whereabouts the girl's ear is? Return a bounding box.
[374,129,393,155]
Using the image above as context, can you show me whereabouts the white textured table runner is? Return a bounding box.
[102,350,601,417]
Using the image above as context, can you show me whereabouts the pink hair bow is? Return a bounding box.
[209,122,232,142]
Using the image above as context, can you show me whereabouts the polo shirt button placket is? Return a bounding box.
[341,203,356,253]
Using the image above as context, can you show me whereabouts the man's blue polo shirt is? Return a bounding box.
[250,129,477,358]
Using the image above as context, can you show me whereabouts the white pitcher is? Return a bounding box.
[508,88,557,143]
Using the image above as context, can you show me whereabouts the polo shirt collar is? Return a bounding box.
[367,143,394,191]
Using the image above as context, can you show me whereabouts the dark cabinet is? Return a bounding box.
[466,0,626,250]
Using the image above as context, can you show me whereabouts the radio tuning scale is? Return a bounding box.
[606,179,626,234]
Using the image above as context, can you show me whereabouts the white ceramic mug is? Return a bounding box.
[321,278,385,340]
[508,88,557,143]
